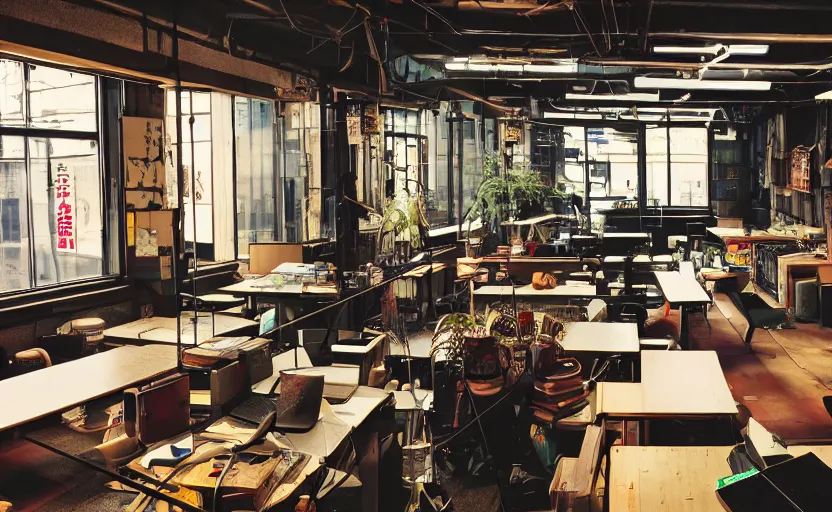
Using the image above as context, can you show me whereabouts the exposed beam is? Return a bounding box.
[651,32,832,44]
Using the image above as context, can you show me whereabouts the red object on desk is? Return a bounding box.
[525,242,539,256]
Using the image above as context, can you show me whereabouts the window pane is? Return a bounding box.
[432,110,449,226]
[461,119,481,215]
[29,138,102,287]
[646,127,669,206]
[0,60,26,128]
[670,127,708,206]
[28,65,96,131]
[0,136,30,291]
[559,126,586,200]
[235,97,276,257]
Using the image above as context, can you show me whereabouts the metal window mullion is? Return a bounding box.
[22,63,36,289]
[667,116,672,206]
[231,96,239,259]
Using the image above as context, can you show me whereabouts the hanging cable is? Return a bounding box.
[410,0,462,35]
[569,4,602,57]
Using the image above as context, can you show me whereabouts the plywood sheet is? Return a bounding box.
[609,446,733,512]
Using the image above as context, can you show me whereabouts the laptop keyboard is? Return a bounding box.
[230,395,276,425]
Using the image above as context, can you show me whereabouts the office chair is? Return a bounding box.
[606,303,648,338]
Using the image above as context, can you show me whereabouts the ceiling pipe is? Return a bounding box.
[652,1,832,11]
[584,57,832,71]
[650,32,832,43]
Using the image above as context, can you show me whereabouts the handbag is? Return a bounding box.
[123,373,190,445]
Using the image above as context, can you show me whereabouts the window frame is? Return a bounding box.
[0,58,114,297]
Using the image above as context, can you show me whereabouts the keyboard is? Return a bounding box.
[230,395,276,425]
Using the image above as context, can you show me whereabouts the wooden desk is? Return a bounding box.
[0,345,176,432]
[103,314,257,346]
[500,213,574,226]
[654,271,711,349]
[560,322,639,353]
[599,351,737,418]
[776,253,832,306]
[707,227,796,245]
[473,284,597,301]
[609,446,733,512]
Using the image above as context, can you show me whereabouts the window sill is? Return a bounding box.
[0,277,131,329]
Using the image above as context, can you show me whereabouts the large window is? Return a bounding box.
[235,97,276,257]
[280,102,321,243]
[646,126,708,207]
[0,60,108,293]
[384,108,425,200]
[558,126,587,200]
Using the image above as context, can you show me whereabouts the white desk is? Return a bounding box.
[218,277,305,297]
[560,322,639,353]
[653,271,710,305]
[473,284,597,298]
[653,271,711,349]
[0,345,177,432]
[599,350,737,417]
[103,314,257,345]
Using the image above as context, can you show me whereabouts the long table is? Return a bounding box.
[598,351,736,444]
[474,283,597,298]
[560,322,640,354]
[103,313,258,345]
[0,345,177,433]
[654,271,711,349]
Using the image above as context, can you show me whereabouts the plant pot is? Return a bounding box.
[516,199,544,220]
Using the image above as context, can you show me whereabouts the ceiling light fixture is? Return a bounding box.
[633,76,771,91]
[444,61,577,74]
[816,90,832,100]
[653,44,769,56]
[564,92,661,102]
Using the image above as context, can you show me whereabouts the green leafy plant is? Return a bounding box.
[430,312,485,371]
[466,156,559,227]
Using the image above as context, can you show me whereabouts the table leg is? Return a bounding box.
[679,304,690,350]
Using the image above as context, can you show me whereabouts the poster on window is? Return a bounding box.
[55,163,76,252]
[347,115,362,145]
[123,117,168,210]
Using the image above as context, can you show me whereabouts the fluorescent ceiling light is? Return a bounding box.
[816,90,832,100]
[444,62,466,71]
[544,112,605,120]
[444,61,577,74]
[452,56,469,62]
[653,44,769,56]
[524,63,577,73]
[565,92,661,102]
[634,76,771,91]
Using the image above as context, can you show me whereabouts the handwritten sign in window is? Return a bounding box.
[55,163,76,252]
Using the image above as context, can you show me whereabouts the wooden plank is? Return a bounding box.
[560,322,640,353]
[787,445,832,468]
[0,345,177,432]
[473,284,596,297]
[609,446,733,512]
